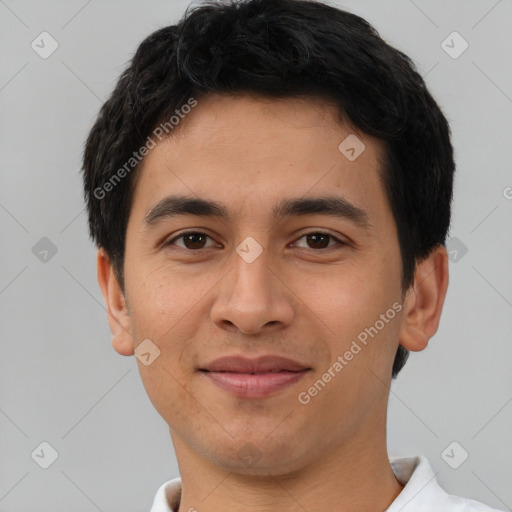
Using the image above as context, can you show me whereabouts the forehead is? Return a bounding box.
[129,93,390,229]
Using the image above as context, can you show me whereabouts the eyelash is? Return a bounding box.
[165,230,347,251]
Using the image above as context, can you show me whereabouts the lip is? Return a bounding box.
[201,355,311,373]
[199,355,312,398]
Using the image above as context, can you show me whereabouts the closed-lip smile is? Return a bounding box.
[199,355,312,398]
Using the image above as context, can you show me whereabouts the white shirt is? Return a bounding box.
[150,455,505,511]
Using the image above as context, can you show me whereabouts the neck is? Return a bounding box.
[170,399,404,512]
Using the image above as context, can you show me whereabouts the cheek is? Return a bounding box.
[303,260,389,329]
[130,268,200,417]
[127,259,204,335]
[125,265,201,401]
[310,256,402,368]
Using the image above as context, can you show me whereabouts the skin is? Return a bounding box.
[97,93,449,512]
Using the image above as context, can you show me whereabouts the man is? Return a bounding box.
[81,0,504,510]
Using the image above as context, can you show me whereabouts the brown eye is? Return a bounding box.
[305,233,330,249]
[293,232,345,250]
[167,232,216,250]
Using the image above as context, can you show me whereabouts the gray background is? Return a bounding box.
[1,0,511,510]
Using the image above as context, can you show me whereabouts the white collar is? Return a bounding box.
[150,455,503,511]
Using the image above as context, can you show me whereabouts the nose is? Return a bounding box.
[210,244,295,335]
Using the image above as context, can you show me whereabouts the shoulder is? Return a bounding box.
[431,490,506,511]
[150,477,182,512]
[387,455,505,512]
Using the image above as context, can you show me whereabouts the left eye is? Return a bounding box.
[166,231,345,251]
[292,232,345,250]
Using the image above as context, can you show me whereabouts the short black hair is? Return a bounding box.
[81,0,455,379]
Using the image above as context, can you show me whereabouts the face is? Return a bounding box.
[112,94,410,474]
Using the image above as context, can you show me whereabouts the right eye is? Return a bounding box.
[165,231,220,251]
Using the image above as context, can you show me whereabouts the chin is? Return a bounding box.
[206,434,308,477]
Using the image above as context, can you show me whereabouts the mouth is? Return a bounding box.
[199,355,312,398]
[200,355,311,373]
[200,369,311,398]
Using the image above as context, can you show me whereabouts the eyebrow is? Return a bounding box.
[143,194,372,230]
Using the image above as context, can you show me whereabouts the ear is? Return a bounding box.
[398,244,449,352]
[96,248,134,356]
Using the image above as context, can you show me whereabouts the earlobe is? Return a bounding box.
[398,324,430,352]
[96,248,135,356]
[398,244,449,353]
